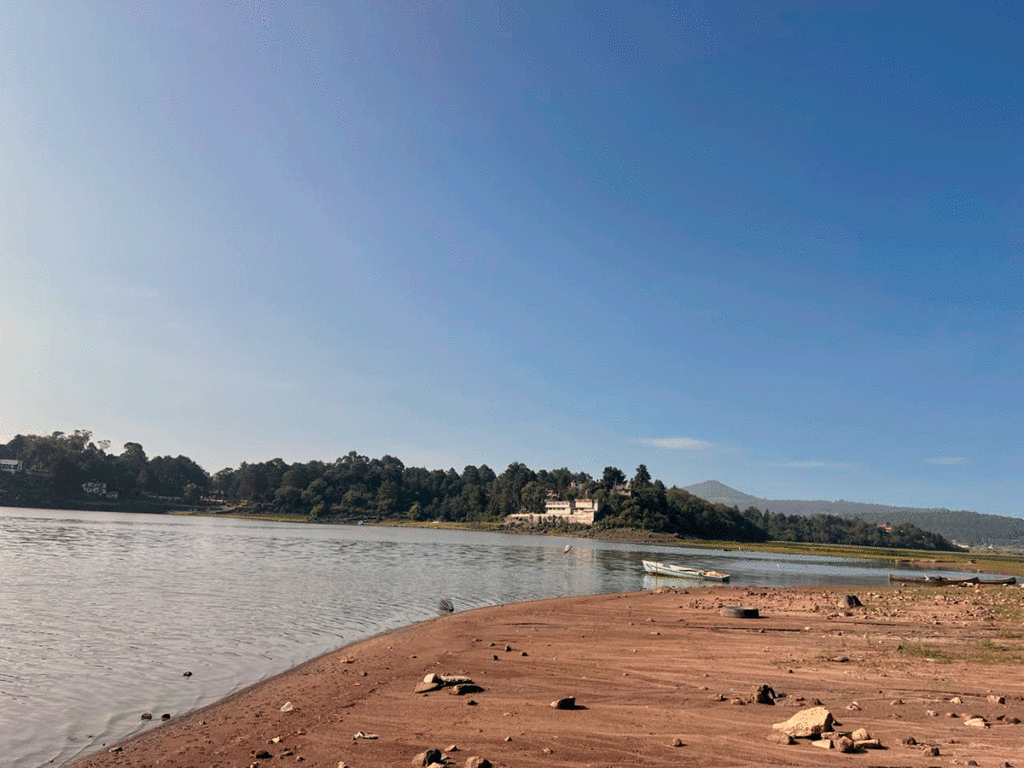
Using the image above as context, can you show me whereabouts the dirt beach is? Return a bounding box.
[71,584,1024,768]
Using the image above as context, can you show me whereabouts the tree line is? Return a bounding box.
[0,430,959,551]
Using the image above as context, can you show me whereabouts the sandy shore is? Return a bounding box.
[71,584,1024,768]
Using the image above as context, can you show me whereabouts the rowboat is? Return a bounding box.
[889,574,1017,586]
[642,560,730,582]
[888,574,978,585]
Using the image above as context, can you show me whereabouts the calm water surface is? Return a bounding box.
[0,508,970,768]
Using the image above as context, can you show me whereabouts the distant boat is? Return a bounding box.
[889,574,1017,586]
[642,560,730,582]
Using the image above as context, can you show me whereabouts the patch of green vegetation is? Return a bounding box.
[900,642,953,661]
[966,638,1024,664]
[989,599,1024,623]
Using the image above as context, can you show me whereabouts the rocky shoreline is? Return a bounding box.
[70,584,1024,768]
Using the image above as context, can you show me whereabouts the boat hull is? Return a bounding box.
[888,575,1017,586]
[642,560,730,582]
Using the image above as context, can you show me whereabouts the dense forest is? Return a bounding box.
[0,430,958,551]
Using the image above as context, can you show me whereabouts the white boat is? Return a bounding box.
[642,560,730,582]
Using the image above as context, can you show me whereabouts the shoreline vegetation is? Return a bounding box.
[2,427,1023,577]
[70,583,1024,768]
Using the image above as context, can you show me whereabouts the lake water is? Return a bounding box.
[0,508,971,768]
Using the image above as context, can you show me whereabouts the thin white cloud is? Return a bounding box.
[763,460,855,469]
[924,456,968,465]
[637,437,713,450]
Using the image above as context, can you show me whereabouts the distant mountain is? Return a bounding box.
[683,480,761,508]
[682,480,1024,547]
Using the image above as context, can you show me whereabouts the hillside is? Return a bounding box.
[683,480,1024,547]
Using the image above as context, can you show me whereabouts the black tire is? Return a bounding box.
[719,606,759,619]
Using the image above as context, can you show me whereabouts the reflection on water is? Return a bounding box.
[0,508,978,768]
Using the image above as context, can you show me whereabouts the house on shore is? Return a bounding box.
[507,497,603,526]
[0,459,23,474]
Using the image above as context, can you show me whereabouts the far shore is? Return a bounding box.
[169,507,1024,578]
[70,582,1024,768]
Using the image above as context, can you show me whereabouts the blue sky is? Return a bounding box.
[1,1,1021,515]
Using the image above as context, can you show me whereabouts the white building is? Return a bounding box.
[507,497,602,526]
[0,459,23,473]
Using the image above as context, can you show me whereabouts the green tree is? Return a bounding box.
[632,464,652,488]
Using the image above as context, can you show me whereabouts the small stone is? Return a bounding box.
[504,645,512,652]
[811,739,833,749]
[271,737,282,744]
[1006,716,1021,724]
[950,696,963,704]
[466,700,477,706]
[449,683,483,696]
[412,749,443,767]
[890,699,903,705]
[281,749,294,757]
[729,698,744,705]
[161,713,171,720]
[846,702,861,711]
[445,745,458,752]
[551,696,577,710]
[255,751,273,759]
[926,709,937,716]
[901,736,917,746]
[749,684,776,704]
[439,675,474,685]
[922,745,940,756]
[851,728,870,741]
[834,736,855,753]
[855,739,882,749]
[504,736,512,742]
[338,762,349,768]
[423,673,440,684]
[670,738,684,747]
[964,716,988,727]
[492,655,499,660]
[542,747,553,754]
[183,671,192,677]
[108,747,122,754]
[766,731,794,745]
[967,761,978,766]
[521,652,528,656]
[415,681,442,693]
[141,712,153,720]
[281,702,294,712]
[988,694,1006,705]
[465,758,492,768]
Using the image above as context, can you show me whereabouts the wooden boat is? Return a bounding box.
[642,560,730,582]
[977,576,1017,585]
[888,574,979,586]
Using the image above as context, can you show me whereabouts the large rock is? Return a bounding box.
[772,706,835,738]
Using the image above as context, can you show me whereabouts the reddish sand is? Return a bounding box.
[71,585,1024,768]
